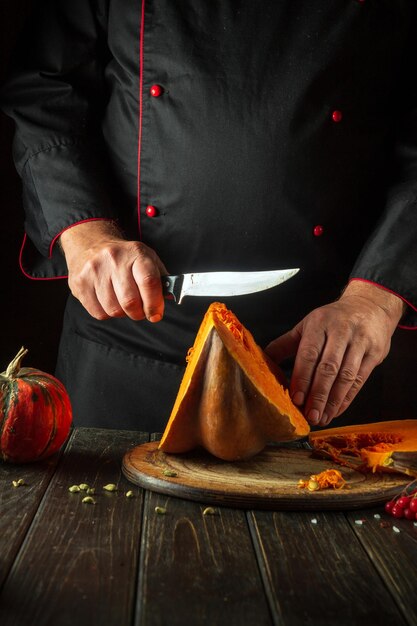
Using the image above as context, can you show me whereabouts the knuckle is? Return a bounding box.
[341,375,365,406]
[332,319,354,338]
[325,396,341,410]
[310,390,328,404]
[100,243,123,262]
[139,273,161,290]
[351,374,365,391]
[133,241,150,259]
[317,359,339,378]
[92,310,109,321]
[299,345,321,364]
[341,393,354,407]
[119,296,140,311]
[338,367,357,385]
[296,375,313,388]
[88,303,110,321]
[82,258,102,276]
[106,306,124,318]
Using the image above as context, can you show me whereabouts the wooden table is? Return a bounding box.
[1,428,416,626]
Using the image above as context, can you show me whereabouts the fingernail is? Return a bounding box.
[292,391,305,406]
[308,409,320,425]
[320,413,329,426]
[149,313,162,323]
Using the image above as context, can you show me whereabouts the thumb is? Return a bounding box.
[264,326,301,365]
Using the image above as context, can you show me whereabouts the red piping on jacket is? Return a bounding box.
[136,0,145,241]
[18,1,148,282]
[19,233,67,280]
[19,217,112,281]
[349,277,417,330]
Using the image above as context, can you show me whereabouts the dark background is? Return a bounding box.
[0,1,415,422]
[0,0,68,374]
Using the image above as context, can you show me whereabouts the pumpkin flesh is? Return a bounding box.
[309,420,417,473]
[159,302,309,460]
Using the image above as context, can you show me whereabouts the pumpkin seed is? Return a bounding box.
[163,469,177,477]
[203,507,216,516]
[307,479,319,492]
[126,491,134,498]
[155,506,167,515]
[79,483,89,491]
[86,488,95,495]
[82,496,96,504]
[103,483,117,492]
[69,485,81,493]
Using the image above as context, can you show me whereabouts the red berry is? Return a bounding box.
[409,498,417,513]
[384,500,395,514]
[396,496,411,508]
[404,507,415,520]
[391,504,405,519]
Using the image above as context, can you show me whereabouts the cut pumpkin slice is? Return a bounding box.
[309,420,417,473]
[159,302,309,461]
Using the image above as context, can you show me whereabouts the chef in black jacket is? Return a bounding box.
[2,0,416,431]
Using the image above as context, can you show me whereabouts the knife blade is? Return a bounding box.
[162,268,299,304]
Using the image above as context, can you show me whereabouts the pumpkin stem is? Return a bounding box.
[3,347,28,379]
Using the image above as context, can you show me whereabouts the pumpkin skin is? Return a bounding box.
[159,302,309,461]
[0,348,72,463]
[309,420,417,474]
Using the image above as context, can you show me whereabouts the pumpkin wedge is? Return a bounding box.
[159,302,309,461]
[309,420,417,474]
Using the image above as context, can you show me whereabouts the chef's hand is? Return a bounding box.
[59,220,167,322]
[265,281,406,427]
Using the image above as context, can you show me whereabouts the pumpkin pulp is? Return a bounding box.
[309,420,417,473]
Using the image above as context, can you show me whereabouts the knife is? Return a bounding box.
[162,268,299,304]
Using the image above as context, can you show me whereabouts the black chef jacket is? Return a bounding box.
[2,0,417,430]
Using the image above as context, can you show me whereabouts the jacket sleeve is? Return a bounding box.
[0,0,117,278]
[349,17,417,329]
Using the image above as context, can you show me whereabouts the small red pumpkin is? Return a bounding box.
[0,347,72,463]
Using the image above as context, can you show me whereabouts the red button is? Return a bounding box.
[150,84,163,97]
[146,205,158,218]
[332,110,343,123]
[313,225,324,237]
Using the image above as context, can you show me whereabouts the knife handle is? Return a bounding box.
[161,275,184,303]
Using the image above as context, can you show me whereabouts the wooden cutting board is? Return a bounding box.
[122,442,412,510]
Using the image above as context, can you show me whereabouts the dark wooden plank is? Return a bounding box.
[136,491,272,626]
[248,510,407,626]
[0,444,62,590]
[123,442,410,510]
[0,428,148,626]
[347,508,417,626]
